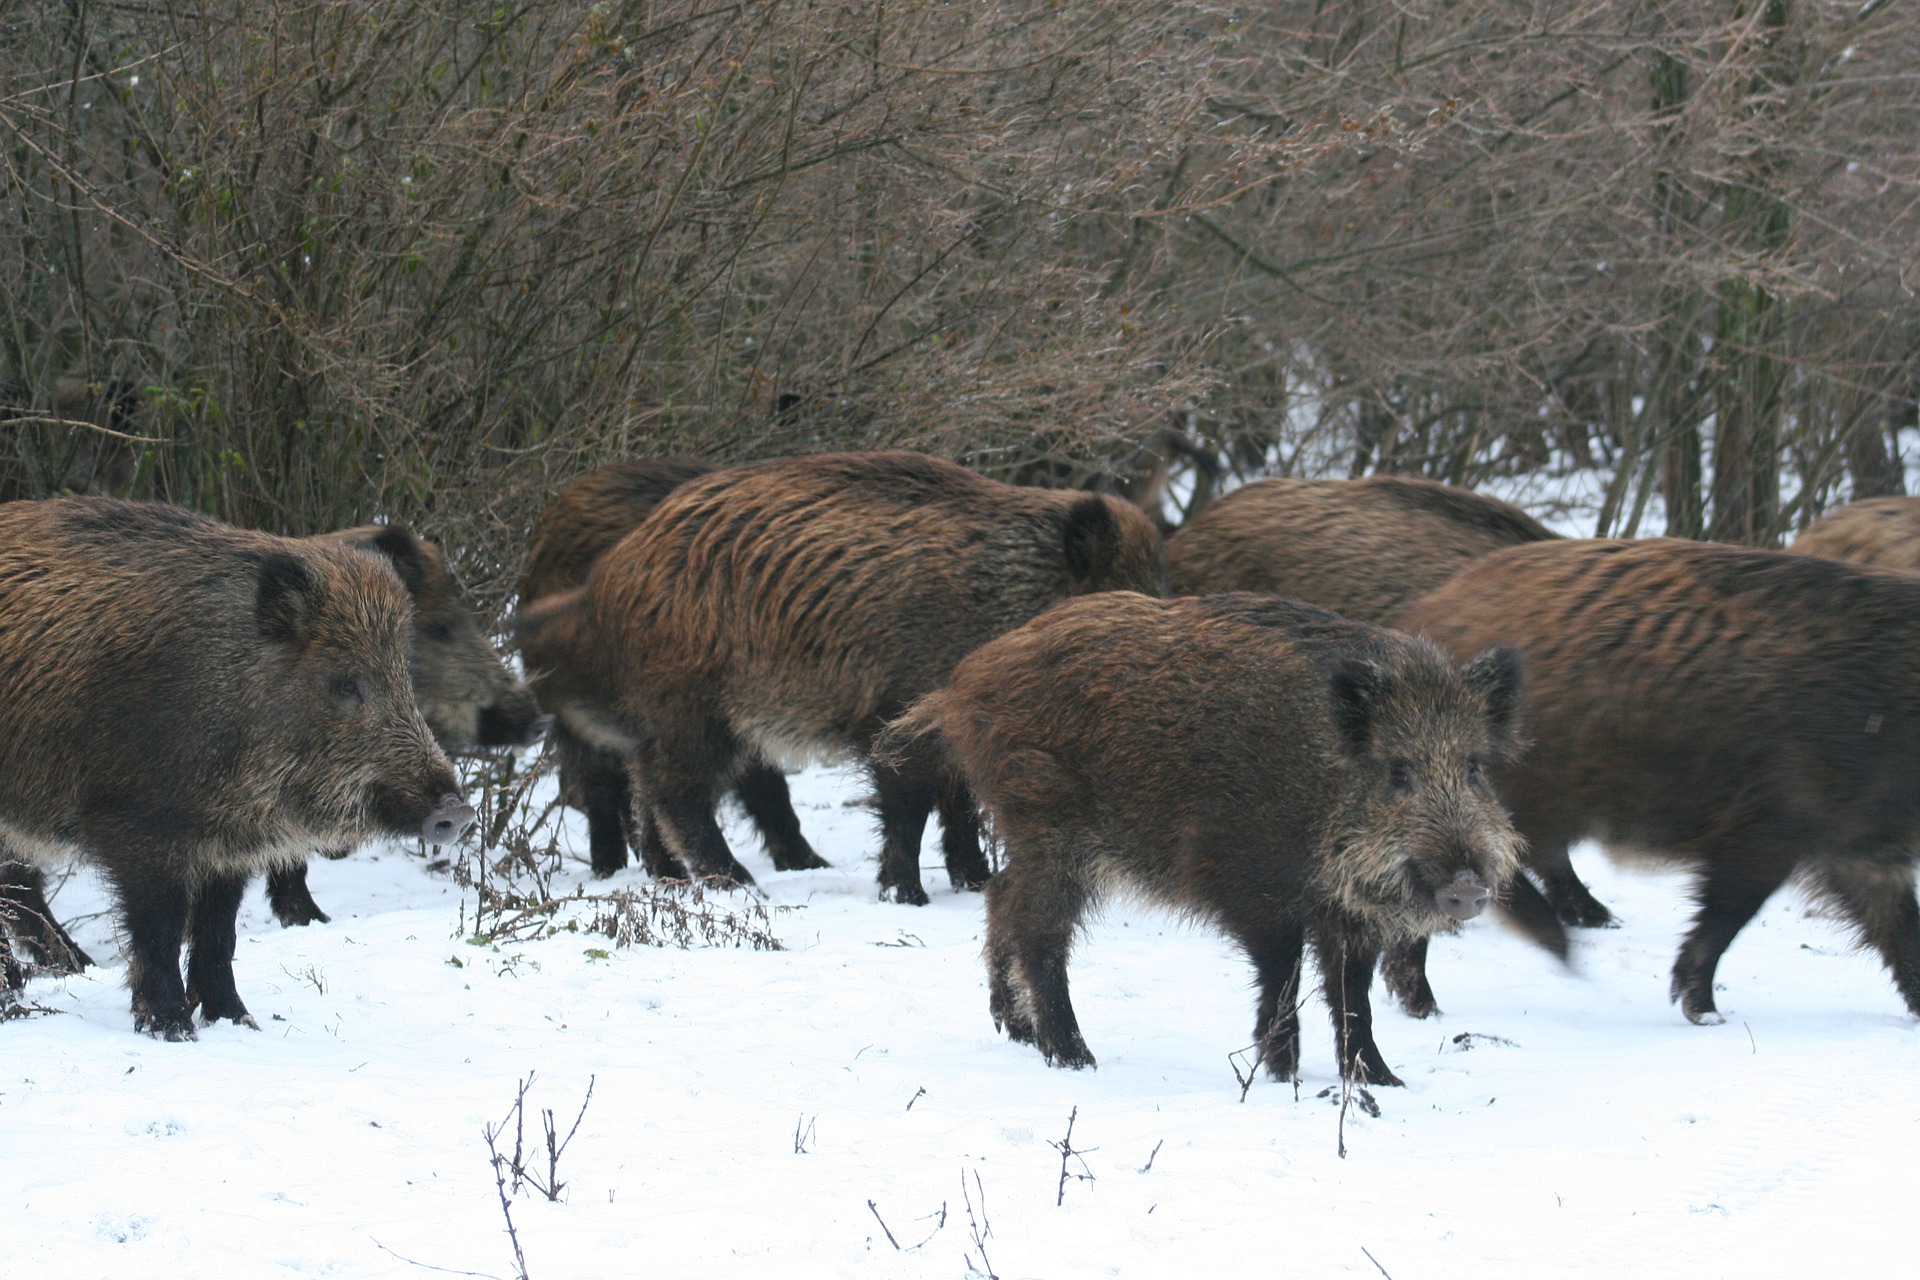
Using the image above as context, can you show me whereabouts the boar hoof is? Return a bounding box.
[771,845,831,872]
[1348,1045,1405,1088]
[1040,1038,1096,1071]
[883,883,931,907]
[1381,958,1439,1020]
[196,995,257,1028]
[993,1012,1037,1046]
[1556,899,1617,929]
[267,878,331,928]
[134,1004,199,1042]
[208,1012,261,1031]
[1259,1040,1301,1084]
[1353,1063,1405,1089]
[1671,972,1723,1024]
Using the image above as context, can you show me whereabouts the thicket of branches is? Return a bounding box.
[5,0,1918,610]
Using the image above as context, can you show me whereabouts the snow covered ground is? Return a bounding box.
[4,762,1915,1279]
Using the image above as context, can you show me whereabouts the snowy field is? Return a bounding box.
[4,761,1915,1279]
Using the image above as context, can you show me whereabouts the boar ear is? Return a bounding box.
[1463,644,1524,751]
[1327,657,1382,759]
[361,524,433,595]
[256,551,323,644]
[1063,496,1122,584]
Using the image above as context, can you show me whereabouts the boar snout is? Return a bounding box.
[424,794,477,845]
[1436,869,1492,922]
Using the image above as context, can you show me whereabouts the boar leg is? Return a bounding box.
[1247,926,1307,1082]
[185,871,257,1028]
[1527,834,1614,928]
[645,765,757,888]
[870,755,940,906]
[733,760,828,872]
[113,861,196,1041]
[1379,936,1439,1020]
[1804,856,1920,1016]
[0,857,94,972]
[631,803,690,880]
[1316,930,1402,1086]
[1,930,21,993]
[1670,856,1793,1025]
[984,851,1094,1069]
[937,775,991,891]
[581,749,640,878]
[265,861,330,927]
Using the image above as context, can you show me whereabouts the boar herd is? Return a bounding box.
[4,453,1920,1088]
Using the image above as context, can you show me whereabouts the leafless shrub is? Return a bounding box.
[449,746,784,953]
[487,1071,597,1204]
[1049,1107,1096,1207]
[0,0,1320,609]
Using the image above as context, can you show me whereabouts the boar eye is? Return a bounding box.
[334,674,365,707]
[423,622,454,644]
[1466,757,1489,788]
[1388,759,1415,795]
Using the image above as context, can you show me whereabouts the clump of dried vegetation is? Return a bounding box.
[449,748,784,953]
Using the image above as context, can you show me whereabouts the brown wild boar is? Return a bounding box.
[1792,496,1920,572]
[517,460,828,880]
[517,451,1165,904]
[1165,475,1559,625]
[1165,473,1612,934]
[1394,537,1920,1025]
[0,497,474,1040]
[261,524,547,927]
[891,591,1524,1083]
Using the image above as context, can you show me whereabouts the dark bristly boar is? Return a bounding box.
[261,524,547,927]
[517,451,1165,904]
[889,592,1525,1085]
[1792,495,1920,572]
[1395,537,1920,1025]
[1166,475,1560,625]
[517,459,828,880]
[0,497,474,1040]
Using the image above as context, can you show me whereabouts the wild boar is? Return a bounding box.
[262,523,547,927]
[1165,474,1560,625]
[1163,473,1612,934]
[1395,537,1920,1024]
[517,459,828,880]
[517,451,1165,904]
[1792,495,1920,572]
[0,497,473,1039]
[890,591,1525,1084]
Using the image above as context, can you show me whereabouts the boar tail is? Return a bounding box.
[875,690,953,768]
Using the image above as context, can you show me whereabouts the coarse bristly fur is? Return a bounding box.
[1165,475,1559,624]
[0,497,471,1040]
[1393,536,1920,1027]
[514,459,828,882]
[1791,495,1920,573]
[887,591,1524,1086]
[516,451,1166,905]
